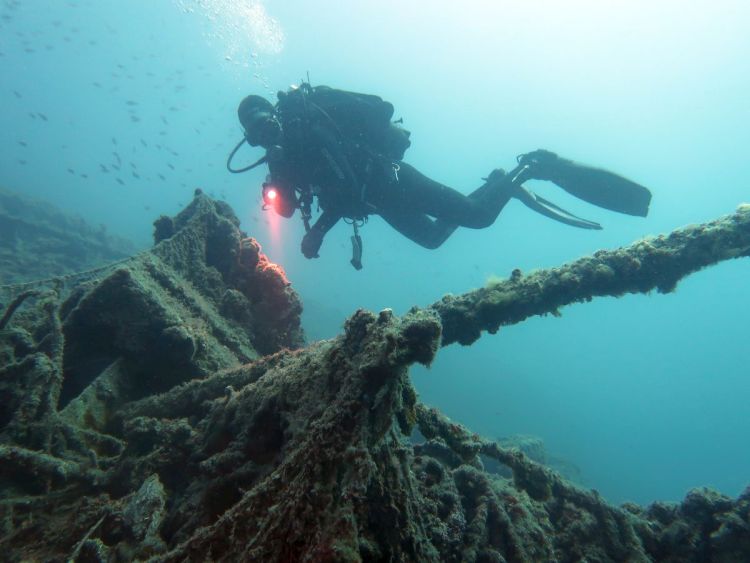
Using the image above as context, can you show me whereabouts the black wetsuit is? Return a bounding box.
[370,163,513,249]
[267,85,514,257]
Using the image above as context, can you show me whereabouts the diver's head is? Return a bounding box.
[238,95,281,148]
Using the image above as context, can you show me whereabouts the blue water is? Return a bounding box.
[1,0,748,505]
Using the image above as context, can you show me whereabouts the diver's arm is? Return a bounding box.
[301,208,341,259]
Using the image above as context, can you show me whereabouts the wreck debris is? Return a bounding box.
[415,404,750,561]
[0,290,40,330]
[1,194,749,561]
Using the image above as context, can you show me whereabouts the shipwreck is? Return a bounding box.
[1,189,749,562]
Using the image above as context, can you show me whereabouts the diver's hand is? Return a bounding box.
[301,228,324,259]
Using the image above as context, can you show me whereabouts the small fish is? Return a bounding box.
[17,159,27,165]
[99,164,109,172]
[130,115,140,123]
[129,162,136,169]
[28,112,36,119]
[37,113,48,121]
[126,100,138,106]
[116,178,124,185]
[140,139,147,147]
[13,90,22,98]
[67,168,75,174]
[167,163,174,170]
[18,140,27,147]
[92,81,102,88]
[132,172,140,179]
[112,137,117,145]
[80,173,88,179]
[168,106,178,112]
[160,115,168,125]
[158,174,166,181]
[111,164,120,170]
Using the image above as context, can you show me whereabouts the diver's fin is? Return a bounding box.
[518,150,652,217]
[513,185,602,230]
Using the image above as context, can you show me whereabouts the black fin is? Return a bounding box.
[513,186,603,230]
[519,150,652,217]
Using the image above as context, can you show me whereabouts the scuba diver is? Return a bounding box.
[227,83,652,269]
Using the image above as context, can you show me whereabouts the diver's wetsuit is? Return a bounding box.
[266,85,515,257]
[367,163,514,249]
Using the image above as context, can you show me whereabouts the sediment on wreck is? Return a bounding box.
[1,196,749,562]
[0,191,303,546]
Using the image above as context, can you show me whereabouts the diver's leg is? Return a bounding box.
[378,207,458,249]
[396,163,513,228]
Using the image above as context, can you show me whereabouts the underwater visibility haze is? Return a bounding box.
[1,0,749,510]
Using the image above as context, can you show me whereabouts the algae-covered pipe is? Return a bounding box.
[429,204,750,347]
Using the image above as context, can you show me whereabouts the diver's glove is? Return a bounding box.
[301,227,324,259]
[516,149,559,180]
